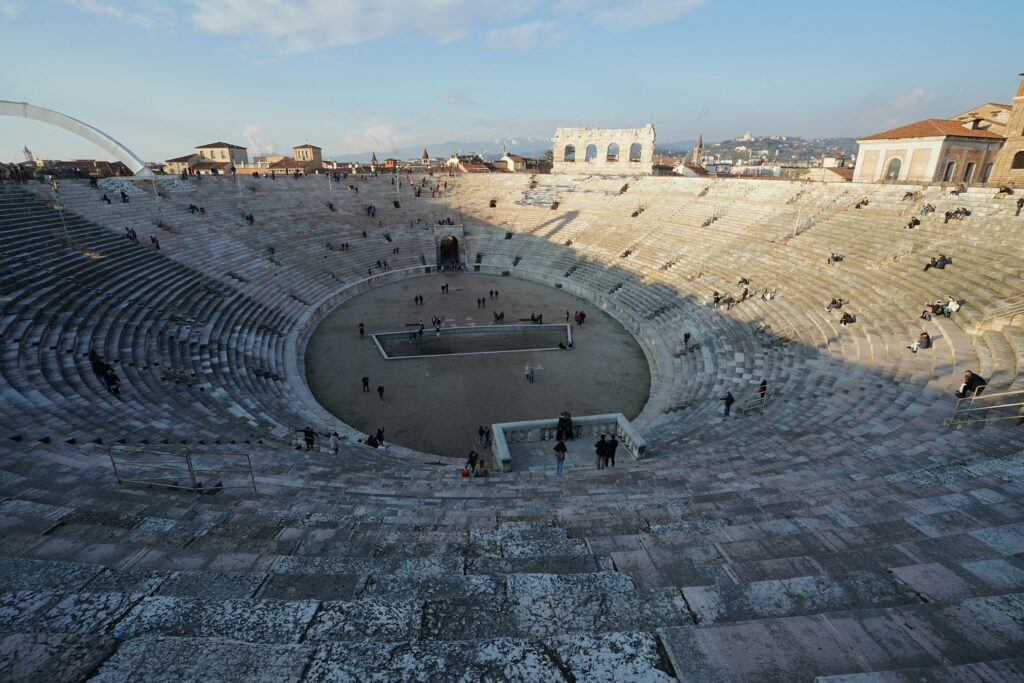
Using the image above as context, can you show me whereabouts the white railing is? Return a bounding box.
[490,413,647,472]
[739,387,775,415]
[108,444,257,494]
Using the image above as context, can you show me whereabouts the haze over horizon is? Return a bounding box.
[2,0,1021,163]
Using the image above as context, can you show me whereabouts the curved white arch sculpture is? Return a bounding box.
[0,100,154,177]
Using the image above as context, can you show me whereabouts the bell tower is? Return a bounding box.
[990,72,1024,183]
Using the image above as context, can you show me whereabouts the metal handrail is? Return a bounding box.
[108,444,256,494]
[981,294,1024,325]
[946,386,1024,427]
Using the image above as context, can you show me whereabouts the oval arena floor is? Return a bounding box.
[1,172,1023,681]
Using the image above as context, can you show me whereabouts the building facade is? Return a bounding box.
[854,73,1024,186]
[854,120,1004,183]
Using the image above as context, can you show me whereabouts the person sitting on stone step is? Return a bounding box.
[907,330,932,353]
[839,311,854,326]
[955,370,987,399]
[943,296,961,316]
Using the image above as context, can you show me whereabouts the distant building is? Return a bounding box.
[164,141,248,175]
[854,119,1003,183]
[854,72,1024,185]
[500,153,526,172]
[446,154,490,173]
[194,142,248,166]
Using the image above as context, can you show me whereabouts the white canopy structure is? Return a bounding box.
[0,100,154,177]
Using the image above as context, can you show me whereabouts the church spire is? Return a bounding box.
[691,132,704,164]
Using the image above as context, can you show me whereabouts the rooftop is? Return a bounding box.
[857,118,1005,142]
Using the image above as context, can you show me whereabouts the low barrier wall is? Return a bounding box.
[490,412,647,472]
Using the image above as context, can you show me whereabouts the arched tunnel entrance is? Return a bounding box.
[438,235,460,268]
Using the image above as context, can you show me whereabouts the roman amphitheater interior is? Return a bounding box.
[2,149,1024,681]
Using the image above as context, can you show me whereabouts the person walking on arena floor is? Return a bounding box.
[359,322,365,339]
[362,376,370,392]
[377,385,385,401]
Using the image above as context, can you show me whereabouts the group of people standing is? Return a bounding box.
[550,429,619,475]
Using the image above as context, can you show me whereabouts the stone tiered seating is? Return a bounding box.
[1,173,1023,681]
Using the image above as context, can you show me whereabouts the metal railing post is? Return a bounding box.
[185,448,198,494]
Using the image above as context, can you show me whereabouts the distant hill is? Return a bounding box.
[703,136,858,163]
[332,137,551,163]
[655,140,698,154]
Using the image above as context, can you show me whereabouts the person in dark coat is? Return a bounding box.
[303,426,316,451]
[607,434,619,467]
[103,367,120,396]
[955,371,987,399]
[720,391,735,416]
[594,434,608,469]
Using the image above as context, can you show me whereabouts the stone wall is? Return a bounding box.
[552,124,655,175]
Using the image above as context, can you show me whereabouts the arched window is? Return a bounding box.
[606,143,619,162]
[884,157,901,181]
[962,161,976,183]
[982,162,994,182]
[563,144,575,162]
[1012,151,1024,170]
[942,161,956,182]
[584,144,597,162]
[629,143,643,162]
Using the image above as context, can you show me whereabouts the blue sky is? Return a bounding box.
[2,0,1021,163]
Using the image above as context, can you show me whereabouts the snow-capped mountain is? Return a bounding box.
[332,136,551,162]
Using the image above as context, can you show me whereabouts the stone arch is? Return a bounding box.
[884,157,901,181]
[0,100,153,177]
[629,143,643,162]
[437,235,460,267]
[584,143,598,162]
[606,143,620,162]
[563,144,576,163]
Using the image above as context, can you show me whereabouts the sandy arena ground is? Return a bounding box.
[304,273,651,459]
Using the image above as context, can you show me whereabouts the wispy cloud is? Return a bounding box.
[860,87,937,129]
[184,1,706,54]
[589,0,707,30]
[341,121,403,154]
[241,123,276,156]
[0,1,25,19]
[552,0,706,29]
[64,0,172,28]
[189,0,524,54]
[482,21,568,51]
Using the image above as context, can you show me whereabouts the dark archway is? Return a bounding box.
[438,235,460,268]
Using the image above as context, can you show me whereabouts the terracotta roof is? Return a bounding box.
[195,142,246,150]
[858,119,1004,141]
[165,154,197,163]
